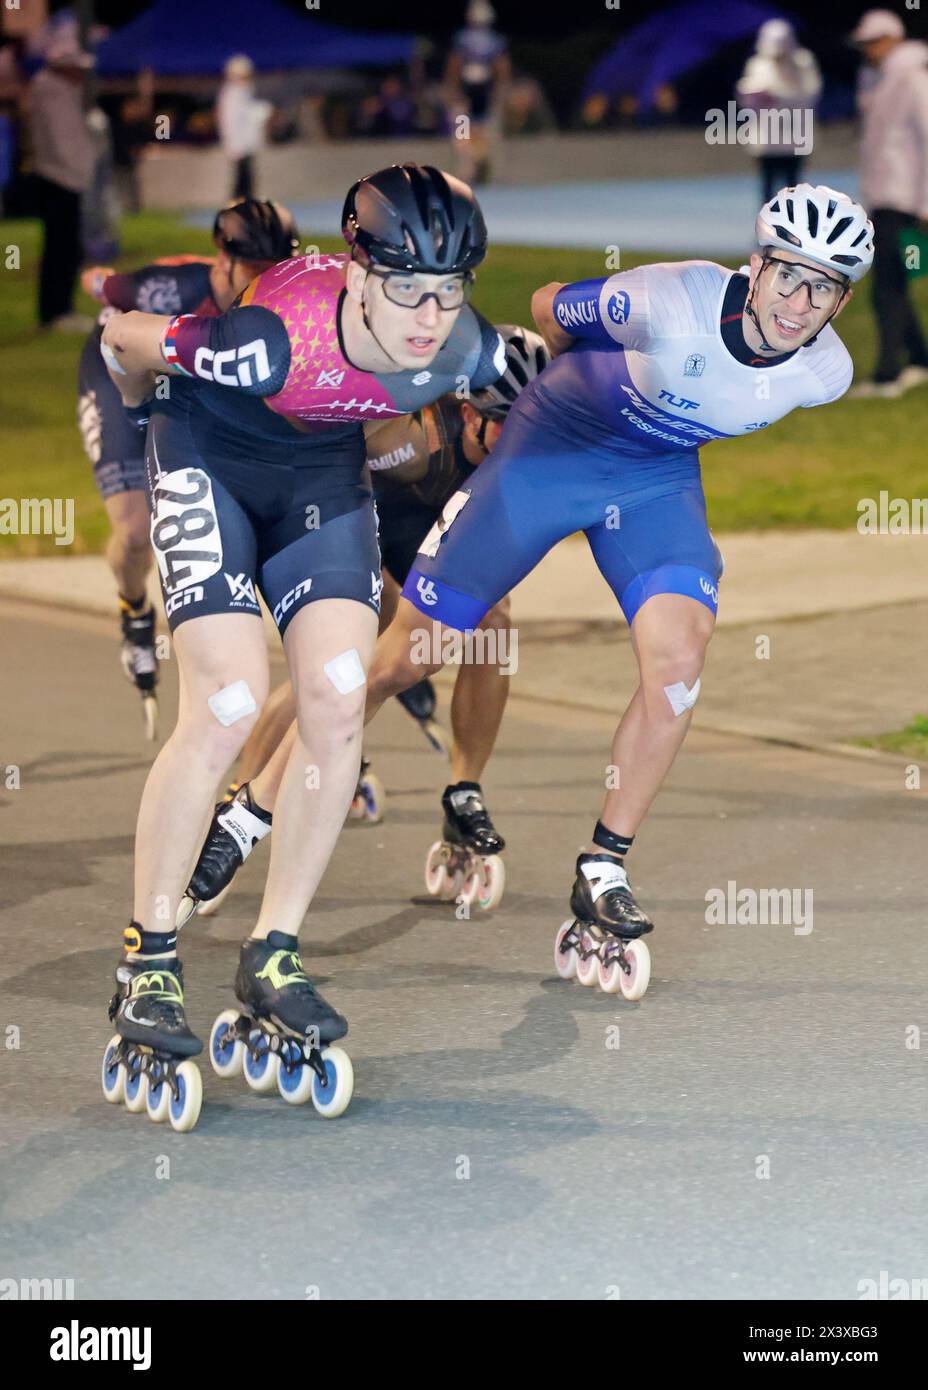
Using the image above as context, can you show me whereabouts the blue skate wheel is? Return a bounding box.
[168,1061,202,1133]
[277,1039,314,1104]
[310,1046,353,1118]
[209,1010,244,1077]
[101,1036,126,1104]
[243,1028,279,1092]
[146,1061,171,1123]
[124,1053,148,1112]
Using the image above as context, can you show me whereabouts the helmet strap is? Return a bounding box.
[744,256,783,356]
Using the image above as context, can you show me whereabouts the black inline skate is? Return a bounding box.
[424,781,506,911]
[176,783,272,926]
[209,932,353,1117]
[554,853,653,999]
[119,598,158,740]
[395,678,450,758]
[347,755,385,824]
[102,954,203,1131]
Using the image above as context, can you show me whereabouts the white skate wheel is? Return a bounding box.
[360,772,385,824]
[598,950,625,994]
[554,921,578,981]
[123,1055,149,1112]
[442,866,464,901]
[475,854,505,911]
[142,694,158,742]
[277,1039,314,1105]
[243,1028,280,1092]
[168,1061,202,1132]
[619,939,651,1002]
[425,841,447,897]
[311,1046,354,1118]
[101,1036,126,1104]
[145,1061,172,1122]
[197,880,233,918]
[460,866,480,906]
[576,935,600,988]
[175,894,198,929]
[209,1009,245,1077]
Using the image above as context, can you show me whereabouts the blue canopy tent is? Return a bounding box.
[95,0,416,76]
[583,0,785,112]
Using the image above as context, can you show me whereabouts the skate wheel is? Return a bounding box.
[598,949,625,995]
[311,1046,353,1118]
[101,1036,126,1104]
[243,1028,280,1092]
[209,1009,245,1078]
[576,937,600,988]
[169,1061,202,1132]
[197,880,233,918]
[123,1054,149,1112]
[277,1039,314,1105]
[442,866,464,901]
[469,854,505,911]
[619,939,651,1002]
[142,694,158,742]
[175,894,198,929]
[359,772,385,824]
[425,841,448,897]
[146,1061,172,1123]
[554,921,578,981]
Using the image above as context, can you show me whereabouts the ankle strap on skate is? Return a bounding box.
[578,853,631,901]
[217,795,273,856]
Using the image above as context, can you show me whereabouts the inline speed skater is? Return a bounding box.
[100,164,504,1125]
[175,326,549,920]
[363,184,874,996]
[78,199,299,738]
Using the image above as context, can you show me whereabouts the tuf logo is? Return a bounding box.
[224,572,258,606]
[272,577,313,625]
[314,368,345,388]
[165,585,204,616]
[194,339,271,387]
[699,577,719,603]
[416,577,438,607]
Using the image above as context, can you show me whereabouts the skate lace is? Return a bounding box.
[202,822,248,874]
[131,970,186,1025]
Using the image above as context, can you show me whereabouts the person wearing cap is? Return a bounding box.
[216,54,273,200]
[849,8,928,397]
[27,38,96,330]
[736,19,822,203]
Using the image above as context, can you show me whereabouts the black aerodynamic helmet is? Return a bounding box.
[212,198,300,263]
[342,163,488,275]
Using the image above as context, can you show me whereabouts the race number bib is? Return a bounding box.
[150,467,222,593]
[417,490,471,559]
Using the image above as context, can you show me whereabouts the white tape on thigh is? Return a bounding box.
[324,648,366,695]
[664,678,701,716]
[208,679,257,727]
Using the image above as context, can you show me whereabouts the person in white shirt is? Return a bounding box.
[849,8,928,397]
[736,19,822,203]
[216,54,272,200]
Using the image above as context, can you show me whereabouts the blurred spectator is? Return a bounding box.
[503,75,556,136]
[445,0,511,184]
[83,105,120,263]
[352,75,416,138]
[849,9,928,398]
[217,54,272,199]
[27,37,96,331]
[736,19,822,203]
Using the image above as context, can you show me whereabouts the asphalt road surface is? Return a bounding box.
[2,599,925,1301]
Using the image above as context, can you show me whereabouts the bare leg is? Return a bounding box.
[594,594,715,846]
[104,490,152,602]
[235,679,296,788]
[448,596,512,783]
[133,613,269,932]
[252,599,378,939]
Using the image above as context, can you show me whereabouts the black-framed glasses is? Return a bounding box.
[764,257,848,311]
[366,267,475,310]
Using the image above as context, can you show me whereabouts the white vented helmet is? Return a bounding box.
[756,184,874,283]
[471,324,551,420]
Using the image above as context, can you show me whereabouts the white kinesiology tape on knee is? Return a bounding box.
[663,678,701,716]
[216,800,271,860]
[208,679,257,727]
[324,648,366,694]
